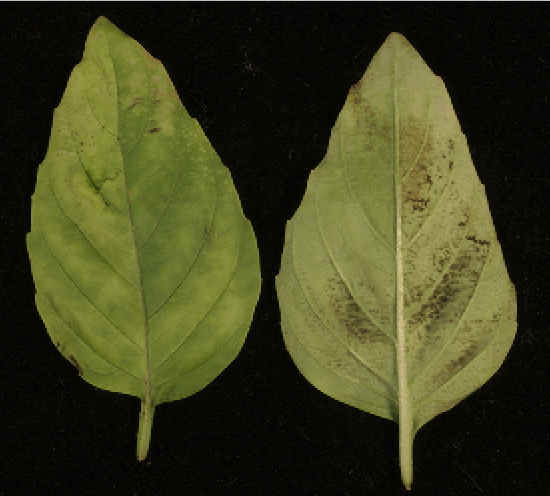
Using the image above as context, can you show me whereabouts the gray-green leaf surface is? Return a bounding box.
[27,17,261,460]
[276,32,516,489]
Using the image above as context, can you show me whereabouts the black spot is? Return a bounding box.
[147,127,161,134]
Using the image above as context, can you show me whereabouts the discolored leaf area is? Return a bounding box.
[276,33,516,489]
[27,17,261,460]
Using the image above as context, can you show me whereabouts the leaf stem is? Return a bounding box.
[136,395,155,461]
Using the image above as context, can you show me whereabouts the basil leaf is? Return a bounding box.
[276,32,516,489]
[27,17,261,460]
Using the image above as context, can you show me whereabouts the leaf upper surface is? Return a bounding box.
[27,17,261,458]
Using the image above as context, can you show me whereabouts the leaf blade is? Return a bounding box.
[27,16,261,459]
[276,32,516,489]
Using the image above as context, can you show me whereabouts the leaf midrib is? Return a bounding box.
[109,39,152,404]
[393,38,413,473]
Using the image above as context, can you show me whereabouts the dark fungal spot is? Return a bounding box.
[147,127,161,134]
[407,237,489,332]
[466,235,490,246]
[126,97,142,110]
[352,88,362,106]
[409,197,429,212]
[68,355,83,375]
[431,342,480,387]
[400,114,437,219]
[326,277,391,346]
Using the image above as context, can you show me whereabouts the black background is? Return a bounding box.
[2,3,549,495]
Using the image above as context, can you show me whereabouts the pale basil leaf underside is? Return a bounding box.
[276,32,516,488]
[27,17,261,459]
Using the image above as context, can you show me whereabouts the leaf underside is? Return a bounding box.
[276,32,516,487]
[27,17,261,458]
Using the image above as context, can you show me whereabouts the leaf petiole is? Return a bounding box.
[136,398,155,461]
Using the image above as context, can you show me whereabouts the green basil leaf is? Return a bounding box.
[276,32,516,489]
[27,17,261,460]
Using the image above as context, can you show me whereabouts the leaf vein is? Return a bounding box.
[401,98,432,184]
[292,215,398,397]
[410,242,495,403]
[148,172,218,322]
[38,196,144,353]
[137,151,180,251]
[151,233,241,375]
[314,186,396,345]
[339,125,393,254]
[42,290,141,380]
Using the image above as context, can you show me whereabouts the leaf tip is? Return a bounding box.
[92,15,110,30]
[388,31,404,39]
[385,32,410,47]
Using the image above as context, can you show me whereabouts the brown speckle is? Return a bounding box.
[147,127,161,134]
